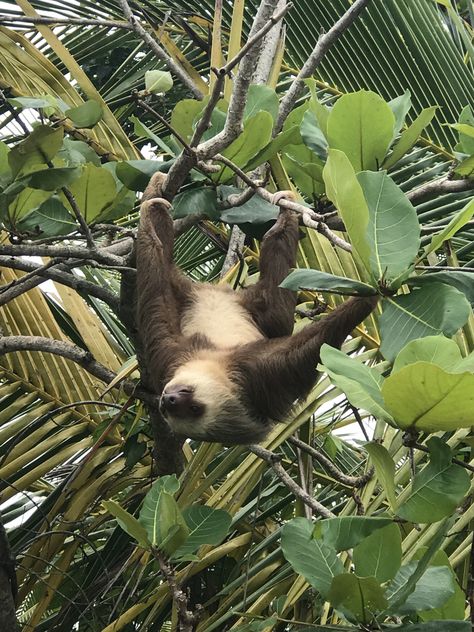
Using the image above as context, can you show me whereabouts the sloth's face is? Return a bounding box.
[160,357,268,444]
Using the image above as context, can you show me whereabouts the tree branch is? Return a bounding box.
[407,176,474,205]
[276,0,373,132]
[248,444,335,518]
[0,243,125,267]
[0,14,133,30]
[118,0,203,99]
[0,256,119,310]
[0,335,157,407]
[288,436,373,488]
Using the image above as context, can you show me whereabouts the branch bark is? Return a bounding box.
[407,176,474,205]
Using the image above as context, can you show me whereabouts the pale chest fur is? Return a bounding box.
[180,285,263,348]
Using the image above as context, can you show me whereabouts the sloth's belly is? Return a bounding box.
[180,286,263,348]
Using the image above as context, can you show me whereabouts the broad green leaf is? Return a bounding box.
[454,105,474,154]
[17,196,75,237]
[415,549,466,622]
[139,475,184,549]
[173,505,232,559]
[396,439,470,523]
[306,79,330,138]
[388,91,412,139]
[8,188,53,221]
[323,149,371,268]
[21,167,81,191]
[326,90,395,171]
[383,106,437,169]
[313,516,392,551]
[65,100,103,128]
[353,524,401,582]
[454,155,474,177]
[425,198,474,255]
[171,99,205,141]
[9,125,64,176]
[67,164,117,223]
[281,517,344,597]
[408,270,474,305]
[217,111,273,181]
[115,160,168,191]
[280,269,377,295]
[173,186,219,220]
[448,122,474,138]
[389,564,454,614]
[364,442,397,512]
[328,574,387,623]
[382,361,474,433]
[155,493,189,554]
[219,185,280,224]
[145,70,173,94]
[0,140,11,183]
[320,345,391,422]
[358,171,420,286]
[244,125,301,171]
[59,138,101,166]
[301,110,328,159]
[379,283,471,361]
[102,500,149,547]
[387,517,453,612]
[392,335,462,373]
[8,95,58,110]
[282,153,325,198]
[243,84,278,121]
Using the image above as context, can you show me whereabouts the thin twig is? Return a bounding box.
[118,0,203,99]
[414,265,474,273]
[61,187,95,248]
[248,444,335,518]
[288,436,373,488]
[0,14,133,29]
[136,98,194,152]
[406,440,474,473]
[276,0,373,132]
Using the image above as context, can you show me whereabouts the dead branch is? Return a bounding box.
[249,444,335,518]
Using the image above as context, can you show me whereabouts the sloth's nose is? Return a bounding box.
[161,385,194,414]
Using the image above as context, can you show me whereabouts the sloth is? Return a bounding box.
[136,172,378,445]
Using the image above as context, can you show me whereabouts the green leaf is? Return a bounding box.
[244,125,301,172]
[280,269,377,295]
[172,505,232,559]
[17,196,75,237]
[389,565,454,614]
[9,125,64,177]
[364,442,397,512]
[448,122,474,138]
[145,70,173,94]
[21,167,81,191]
[415,549,466,622]
[392,335,463,374]
[301,110,328,159]
[243,84,278,121]
[454,155,474,178]
[65,100,103,128]
[454,105,474,154]
[282,153,325,198]
[281,517,344,597]
[323,149,371,268]
[173,186,219,220]
[67,164,117,223]
[353,523,402,582]
[0,140,11,184]
[409,270,474,306]
[386,517,453,612]
[396,439,470,523]
[102,500,149,547]
[320,345,391,422]
[328,574,387,624]
[216,111,273,182]
[115,160,168,191]
[326,90,395,171]
[383,106,437,169]
[8,188,53,221]
[383,361,474,433]
[139,476,187,552]
[425,198,474,255]
[379,283,471,361]
[8,95,59,110]
[59,138,101,166]
[306,80,330,138]
[313,516,393,551]
[388,91,412,139]
[171,99,205,142]
[358,170,420,287]
[219,185,280,224]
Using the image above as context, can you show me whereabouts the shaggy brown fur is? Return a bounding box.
[137,172,378,444]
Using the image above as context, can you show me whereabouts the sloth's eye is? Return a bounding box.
[190,404,204,417]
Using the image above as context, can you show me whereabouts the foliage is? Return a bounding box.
[0,1,472,631]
